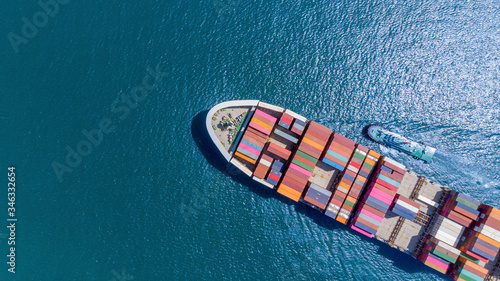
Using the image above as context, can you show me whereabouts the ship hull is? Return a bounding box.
[205,100,500,281]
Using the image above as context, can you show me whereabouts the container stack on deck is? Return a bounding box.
[234,109,276,164]
[441,191,481,228]
[391,194,421,221]
[449,256,489,281]
[277,122,331,202]
[447,205,500,280]
[419,236,459,274]
[323,133,356,219]
[350,157,406,237]
[301,122,333,209]
[229,105,500,279]
[334,146,381,224]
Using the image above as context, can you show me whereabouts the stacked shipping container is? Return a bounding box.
[441,191,481,228]
[277,122,332,203]
[391,194,421,221]
[430,215,465,248]
[350,157,406,237]
[323,133,356,219]
[230,106,500,279]
[418,236,461,274]
[335,147,381,224]
[459,206,500,265]
[235,108,276,164]
[450,256,489,281]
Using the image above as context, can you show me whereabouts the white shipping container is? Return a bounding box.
[337,186,349,194]
[438,225,460,239]
[356,149,367,156]
[436,240,461,256]
[479,224,500,241]
[383,157,406,170]
[434,231,457,247]
[396,200,419,213]
[259,158,272,167]
[339,212,349,219]
[441,217,463,233]
[417,195,439,208]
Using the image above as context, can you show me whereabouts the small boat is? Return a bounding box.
[366,124,436,163]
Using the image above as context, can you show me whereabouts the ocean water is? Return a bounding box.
[1,0,500,280]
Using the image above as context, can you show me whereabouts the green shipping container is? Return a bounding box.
[353,153,364,161]
[362,162,373,170]
[292,158,314,172]
[344,200,355,208]
[431,248,457,263]
[456,197,478,210]
[296,150,318,164]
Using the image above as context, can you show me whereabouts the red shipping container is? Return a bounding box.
[284,173,307,187]
[330,198,343,206]
[342,204,354,212]
[261,154,273,162]
[268,172,280,182]
[291,126,303,135]
[305,129,330,144]
[349,161,362,170]
[328,145,352,158]
[379,169,404,182]
[267,143,291,160]
[452,205,478,220]
[305,197,327,209]
[362,204,386,218]
[280,113,293,125]
[253,166,268,179]
[329,141,354,154]
[344,169,357,178]
[282,177,305,192]
[355,216,379,231]
[294,155,316,169]
[286,169,309,185]
[447,211,472,227]
[484,216,500,230]
[246,127,268,142]
[243,134,266,147]
[360,166,372,174]
[334,193,347,202]
[308,121,333,136]
[333,133,356,147]
[356,144,369,153]
[324,152,347,166]
[340,178,353,187]
[395,194,420,209]
[298,143,323,159]
[374,177,398,191]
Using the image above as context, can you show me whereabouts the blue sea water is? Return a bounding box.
[1,0,500,280]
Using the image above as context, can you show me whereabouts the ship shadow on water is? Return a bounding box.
[191,111,450,280]
[191,110,299,202]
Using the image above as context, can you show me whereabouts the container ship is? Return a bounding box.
[206,100,500,281]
